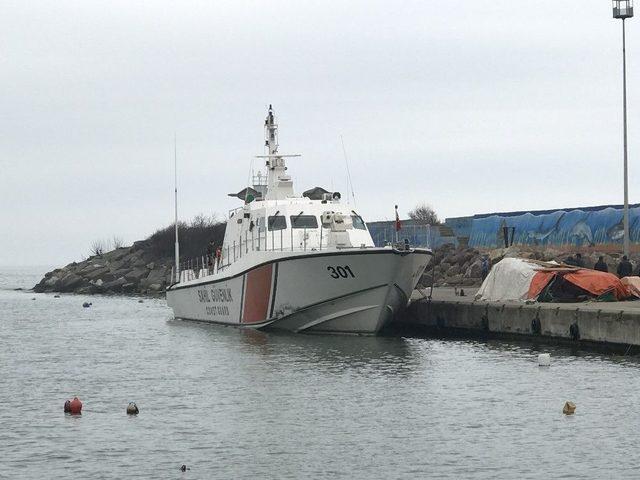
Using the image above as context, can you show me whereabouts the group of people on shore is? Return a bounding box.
[565,253,639,278]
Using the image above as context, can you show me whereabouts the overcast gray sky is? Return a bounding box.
[1,0,638,266]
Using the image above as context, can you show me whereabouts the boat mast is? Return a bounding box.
[265,104,278,156]
[260,105,298,200]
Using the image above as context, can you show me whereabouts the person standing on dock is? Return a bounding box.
[617,255,633,278]
[481,256,490,280]
[594,256,609,272]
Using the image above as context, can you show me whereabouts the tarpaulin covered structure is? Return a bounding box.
[528,268,630,302]
[476,257,633,302]
[475,258,541,302]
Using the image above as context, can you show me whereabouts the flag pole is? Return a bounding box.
[394,205,399,244]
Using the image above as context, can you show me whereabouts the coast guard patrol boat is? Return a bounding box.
[166,106,432,334]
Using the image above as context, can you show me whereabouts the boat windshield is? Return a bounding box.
[290,215,318,229]
[267,215,287,230]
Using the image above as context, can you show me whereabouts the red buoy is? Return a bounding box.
[69,397,82,414]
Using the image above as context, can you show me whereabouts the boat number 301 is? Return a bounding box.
[327,265,355,279]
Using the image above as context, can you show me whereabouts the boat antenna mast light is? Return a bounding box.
[255,105,300,200]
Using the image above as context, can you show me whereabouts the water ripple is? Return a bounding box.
[2,268,640,478]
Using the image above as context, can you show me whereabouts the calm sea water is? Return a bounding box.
[2,266,640,479]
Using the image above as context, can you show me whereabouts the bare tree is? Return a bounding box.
[111,236,125,249]
[90,239,106,256]
[190,213,218,228]
[408,203,440,225]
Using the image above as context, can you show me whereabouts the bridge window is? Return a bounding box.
[267,215,287,231]
[290,215,318,229]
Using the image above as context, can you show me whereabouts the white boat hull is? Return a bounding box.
[166,248,431,334]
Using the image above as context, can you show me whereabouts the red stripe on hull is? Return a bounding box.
[241,264,273,323]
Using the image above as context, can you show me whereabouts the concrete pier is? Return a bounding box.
[398,288,640,350]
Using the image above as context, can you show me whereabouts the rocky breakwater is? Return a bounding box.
[419,244,551,288]
[419,243,639,289]
[34,242,172,296]
[420,244,485,288]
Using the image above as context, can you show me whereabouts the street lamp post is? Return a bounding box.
[613,0,633,257]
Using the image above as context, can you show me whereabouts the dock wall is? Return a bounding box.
[401,298,640,347]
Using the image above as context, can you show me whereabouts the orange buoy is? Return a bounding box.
[69,397,82,415]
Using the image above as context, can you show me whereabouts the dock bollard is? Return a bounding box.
[538,353,551,366]
[126,402,139,415]
[563,401,576,415]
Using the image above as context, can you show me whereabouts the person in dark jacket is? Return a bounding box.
[617,255,633,278]
[575,253,585,267]
[481,256,490,280]
[594,256,608,272]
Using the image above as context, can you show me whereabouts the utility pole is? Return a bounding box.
[613,1,634,256]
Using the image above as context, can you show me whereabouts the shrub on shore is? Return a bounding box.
[146,214,226,262]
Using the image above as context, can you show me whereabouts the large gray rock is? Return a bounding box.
[77,284,104,294]
[96,272,116,283]
[78,262,104,273]
[443,274,463,285]
[43,269,61,279]
[44,275,62,287]
[145,268,168,285]
[130,257,147,268]
[108,247,131,261]
[448,253,464,265]
[110,268,130,279]
[489,248,506,265]
[102,277,126,291]
[446,265,461,277]
[106,260,125,272]
[84,266,110,281]
[58,273,86,292]
[125,268,149,282]
[465,260,483,278]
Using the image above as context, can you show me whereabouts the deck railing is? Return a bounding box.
[172,226,349,284]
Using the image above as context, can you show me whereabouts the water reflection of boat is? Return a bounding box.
[238,328,416,369]
[169,315,416,371]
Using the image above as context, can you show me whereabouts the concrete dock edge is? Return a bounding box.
[397,289,640,349]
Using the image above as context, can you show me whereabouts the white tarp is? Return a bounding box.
[475,257,540,302]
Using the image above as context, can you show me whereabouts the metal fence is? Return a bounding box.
[172,225,340,283]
